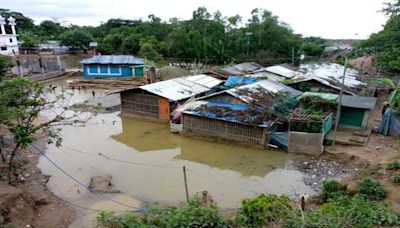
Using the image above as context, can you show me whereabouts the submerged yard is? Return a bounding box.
[37,79,319,226]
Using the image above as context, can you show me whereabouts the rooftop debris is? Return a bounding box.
[68,78,143,91]
[297,94,337,117]
[185,87,293,126]
[226,80,302,103]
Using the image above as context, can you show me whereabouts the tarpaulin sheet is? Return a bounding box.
[269,132,288,149]
[379,108,400,137]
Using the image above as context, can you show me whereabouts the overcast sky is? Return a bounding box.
[1,0,389,39]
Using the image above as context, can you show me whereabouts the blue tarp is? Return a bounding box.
[269,132,288,149]
[224,76,258,87]
[379,108,400,137]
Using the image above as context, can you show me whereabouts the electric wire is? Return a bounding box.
[31,144,147,213]
[60,145,262,195]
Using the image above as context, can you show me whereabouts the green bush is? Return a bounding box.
[322,180,345,202]
[387,161,400,170]
[95,191,400,228]
[393,174,400,184]
[358,177,388,200]
[166,198,225,228]
[235,194,301,227]
[96,211,148,228]
[306,195,400,227]
[96,198,225,228]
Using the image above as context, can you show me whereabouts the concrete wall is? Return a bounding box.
[288,131,324,156]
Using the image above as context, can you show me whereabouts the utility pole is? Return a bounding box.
[245,32,252,56]
[183,166,189,202]
[332,57,348,148]
[291,47,295,65]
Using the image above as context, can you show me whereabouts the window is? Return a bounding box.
[9,38,12,43]
[1,47,7,51]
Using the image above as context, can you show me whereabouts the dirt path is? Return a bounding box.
[0,141,75,227]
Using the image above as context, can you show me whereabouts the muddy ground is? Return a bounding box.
[0,140,75,228]
[326,134,400,212]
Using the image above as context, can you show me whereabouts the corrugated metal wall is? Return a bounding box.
[121,91,159,118]
[183,114,266,145]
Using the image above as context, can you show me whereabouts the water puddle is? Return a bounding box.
[37,78,316,226]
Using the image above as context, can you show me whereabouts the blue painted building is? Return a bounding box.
[80,55,145,78]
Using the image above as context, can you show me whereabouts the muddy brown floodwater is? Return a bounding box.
[38,79,316,227]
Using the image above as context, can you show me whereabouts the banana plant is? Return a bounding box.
[365,77,400,111]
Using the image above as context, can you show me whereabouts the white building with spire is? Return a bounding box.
[0,15,19,55]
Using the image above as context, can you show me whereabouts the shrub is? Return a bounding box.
[387,161,400,170]
[393,174,400,184]
[306,195,400,227]
[358,177,388,200]
[235,194,301,227]
[322,180,345,202]
[166,198,225,228]
[96,198,225,228]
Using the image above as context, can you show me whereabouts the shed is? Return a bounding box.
[182,101,274,146]
[119,75,222,121]
[339,95,377,129]
[81,55,145,78]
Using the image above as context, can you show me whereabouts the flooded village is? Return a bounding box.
[1,2,400,228]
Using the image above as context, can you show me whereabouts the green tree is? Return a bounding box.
[139,42,160,60]
[0,8,35,32]
[359,1,400,73]
[60,29,93,50]
[0,56,12,79]
[0,78,90,185]
[19,32,39,48]
[37,20,65,39]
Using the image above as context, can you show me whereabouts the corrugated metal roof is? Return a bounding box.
[139,75,222,101]
[299,63,365,88]
[182,101,272,127]
[340,95,377,109]
[252,65,297,78]
[80,55,144,65]
[184,74,222,88]
[287,77,356,96]
[227,80,302,103]
[221,62,262,75]
[298,92,339,101]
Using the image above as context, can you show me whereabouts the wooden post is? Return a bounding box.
[183,166,189,202]
[332,57,348,148]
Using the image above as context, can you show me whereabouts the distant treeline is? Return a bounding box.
[0,7,327,65]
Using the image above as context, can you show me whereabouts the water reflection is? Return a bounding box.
[37,78,315,227]
[112,116,304,177]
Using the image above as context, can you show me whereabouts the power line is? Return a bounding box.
[61,145,262,195]
[186,168,260,195]
[31,144,147,213]
[61,145,181,169]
